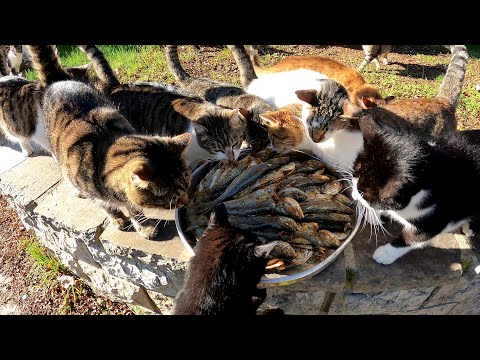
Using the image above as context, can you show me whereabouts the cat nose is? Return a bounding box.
[175,193,189,208]
[226,149,235,161]
[311,129,326,143]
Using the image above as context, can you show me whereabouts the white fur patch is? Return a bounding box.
[246,69,329,109]
[182,126,211,167]
[31,102,53,154]
[386,190,435,230]
[373,243,414,265]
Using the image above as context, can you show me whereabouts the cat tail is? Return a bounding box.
[0,52,10,76]
[437,45,469,110]
[27,45,72,86]
[77,45,120,92]
[227,45,257,89]
[165,45,191,84]
[244,45,268,76]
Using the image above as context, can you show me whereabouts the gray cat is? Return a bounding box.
[165,45,271,151]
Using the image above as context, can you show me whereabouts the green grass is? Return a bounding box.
[461,258,473,274]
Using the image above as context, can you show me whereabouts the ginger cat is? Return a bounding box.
[246,47,392,109]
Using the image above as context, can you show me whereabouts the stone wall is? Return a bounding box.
[1,149,479,314]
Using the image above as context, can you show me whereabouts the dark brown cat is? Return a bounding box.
[28,45,193,240]
[173,205,276,315]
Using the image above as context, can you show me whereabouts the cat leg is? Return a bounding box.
[127,207,160,239]
[65,179,88,199]
[373,228,429,265]
[19,139,34,157]
[380,53,389,65]
[357,59,370,72]
[102,204,130,230]
[372,58,382,72]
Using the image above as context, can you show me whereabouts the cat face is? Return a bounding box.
[124,133,192,216]
[295,80,354,143]
[192,107,248,161]
[259,105,308,153]
[351,114,421,211]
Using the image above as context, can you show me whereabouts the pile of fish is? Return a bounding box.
[183,148,354,272]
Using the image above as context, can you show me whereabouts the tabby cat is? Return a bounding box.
[165,44,271,151]
[28,45,192,239]
[350,111,480,265]
[259,45,469,169]
[78,45,249,165]
[357,45,393,72]
[245,46,391,108]
[0,46,92,156]
[173,204,277,315]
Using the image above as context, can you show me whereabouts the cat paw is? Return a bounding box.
[111,217,129,230]
[136,223,159,239]
[373,244,404,265]
[461,222,474,237]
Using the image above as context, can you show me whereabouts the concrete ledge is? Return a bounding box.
[1,146,479,314]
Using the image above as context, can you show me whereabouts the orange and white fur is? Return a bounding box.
[245,46,391,109]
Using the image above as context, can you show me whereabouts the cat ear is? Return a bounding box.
[295,89,317,105]
[342,100,363,119]
[238,108,251,120]
[171,133,192,152]
[211,203,230,228]
[172,98,199,119]
[361,97,378,109]
[254,241,279,258]
[131,163,155,188]
[229,108,249,129]
[259,112,280,128]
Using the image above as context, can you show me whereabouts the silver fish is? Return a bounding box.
[302,212,352,223]
[299,199,353,214]
[332,193,352,206]
[275,197,305,220]
[320,180,343,195]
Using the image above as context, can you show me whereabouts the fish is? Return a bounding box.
[320,180,343,195]
[278,173,331,189]
[252,231,293,241]
[302,187,333,199]
[292,159,325,174]
[209,154,256,193]
[234,161,296,198]
[269,241,297,260]
[331,231,352,241]
[290,248,314,266]
[227,214,298,232]
[197,156,292,213]
[295,223,340,248]
[315,220,353,233]
[274,197,304,220]
[332,193,352,206]
[302,212,352,223]
[254,147,277,162]
[299,199,353,215]
[277,187,308,202]
[196,161,223,193]
[222,185,278,216]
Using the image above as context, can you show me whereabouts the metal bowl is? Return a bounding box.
[175,158,360,288]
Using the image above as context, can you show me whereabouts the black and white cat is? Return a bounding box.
[349,112,480,265]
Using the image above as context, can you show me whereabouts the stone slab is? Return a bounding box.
[100,222,192,262]
[346,220,463,292]
[0,155,62,208]
[33,180,108,233]
[260,285,328,315]
[0,140,27,175]
[329,287,435,315]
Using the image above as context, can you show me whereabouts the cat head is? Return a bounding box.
[173,99,249,161]
[295,79,362,143]
[259,104,308,153]
[352,84,395,109]
[64,63,93,84]
[351,112,425,211]
[122,133,193,217]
